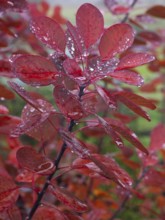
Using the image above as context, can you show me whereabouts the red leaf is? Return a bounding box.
[0,105,9,114]
[0,60,14,78]
[115,91,155,120]
[53,85,84,120]
[138,31,162,44]
[146,5,165,19]
[11,55,59,86]
[108,69,144,86]
[116,91,156,110]
[63,58,86,86]
[0,84,15,100]
[30,16,66,52]
[87,56,119,82]
[33,206,67,220]
[107,118,148,154]
[99,23,135,60]
[66,21,84,58]
[60,129,90,158]
[89,153,133,188]
[97,115,124,149]
[0,175,19,211]
[0,204,22,220]
[0,115,21,135]
[95,85,117,110]
[117,53,155,70]
[16,147,55,175]
[149,124,165,151]
[76,3,104,49]
[49,184,88,213]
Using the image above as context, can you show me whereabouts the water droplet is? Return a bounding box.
[0,97,5,101]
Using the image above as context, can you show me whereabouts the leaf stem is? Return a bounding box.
[26,87,84,220]
[121,0,139,23]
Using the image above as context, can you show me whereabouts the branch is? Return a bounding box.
[26,87,84,220]
[121,0,139,23]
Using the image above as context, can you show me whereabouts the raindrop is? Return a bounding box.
[0,97,5,101]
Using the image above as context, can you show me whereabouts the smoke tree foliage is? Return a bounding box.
[0,0,165,219]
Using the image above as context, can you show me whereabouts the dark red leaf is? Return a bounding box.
[89,153,133,188]
[76,3,104,49]
[87,56,119,82]
[146,5,165,19]
[0,204,22,220]
[97,115,124,149]
[0,84,15,100]
[11,55,59,86]
[108,69,144,86]
[107,118,148,154]
[138,31,162,44]
[63,210,83,220]
[53,85,84,120]
[115,91,155,120]
[115,91,156,110]
[66,21,84,58]
[60,129,90,158]
[99,23,135,60]
[95,85,117,110]
[117,53,155,70]
[0,60,14,78]
[63,58,87,86]
[49,184,88,213]
[0,175,19,211]
[16,170,39,183]
[16,147,55,175]
[149,124,165,151]
[30,16,66,52]
[33,206,67,220]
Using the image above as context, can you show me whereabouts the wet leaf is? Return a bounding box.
[16,147,55,175]
[97,115,124,149]
[0,115,21,135]
[30,16,66,51]
[117,53,155,70]
[108,69,144,86]
[60,129,90,158]
[115,91,156,110]
[53,85,84,120]
[0,60,14,78]
[89,153,133,188]
[11,55,59,86]
[0,175,19,211]
[115,91,155,120]
[66,21,84,58]
[95,85,117,110]
[49,184,88,213]
[0,204,22,220]
[99,23,135,60]
[76,3,104,49]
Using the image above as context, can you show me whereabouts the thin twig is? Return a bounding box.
[121,0,139,23]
